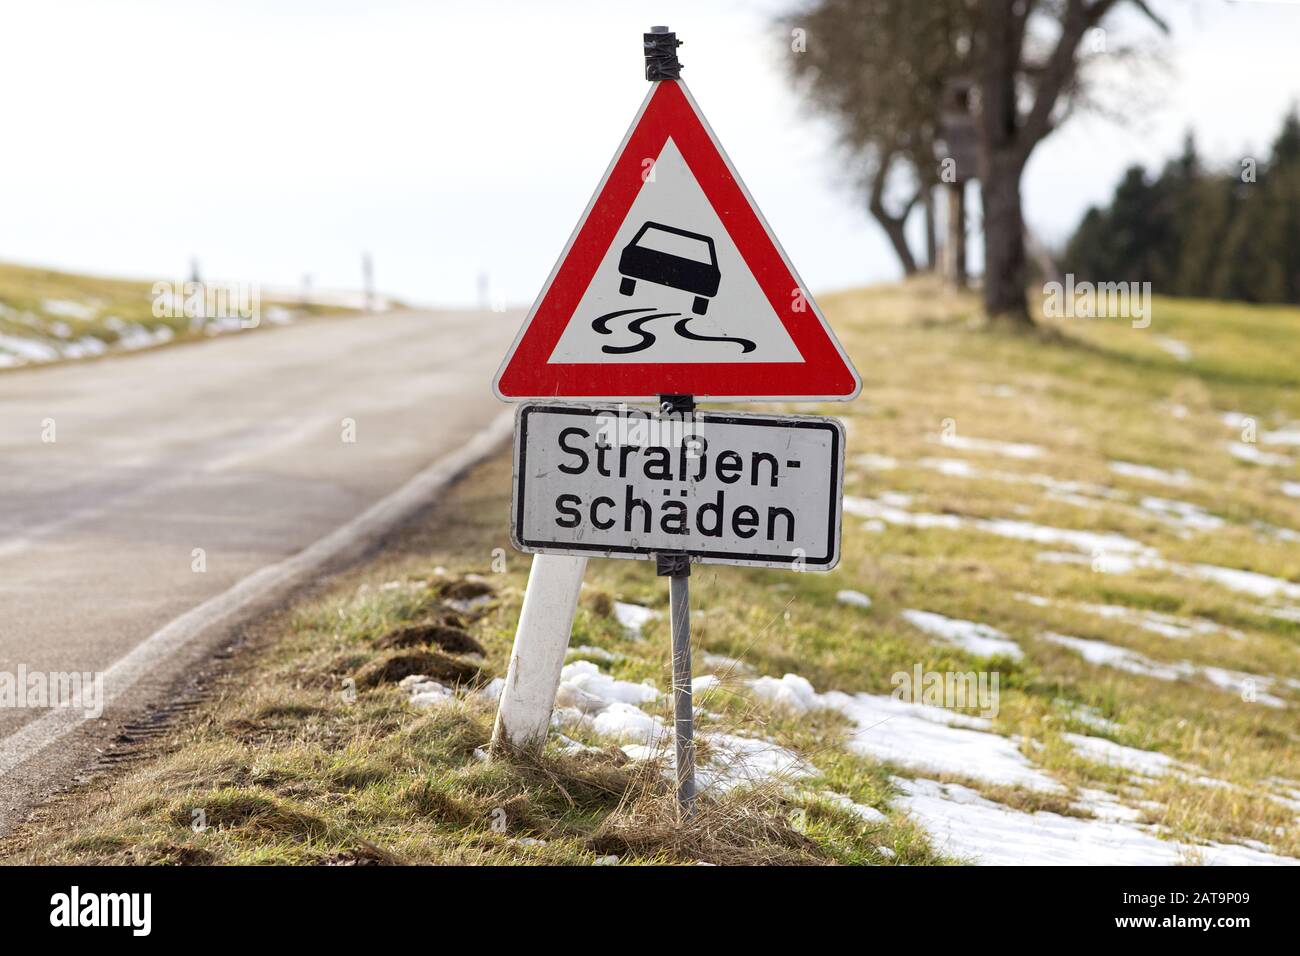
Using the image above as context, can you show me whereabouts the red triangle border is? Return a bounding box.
[494,80,860,401]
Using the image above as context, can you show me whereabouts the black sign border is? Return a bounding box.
[512,403,842,569]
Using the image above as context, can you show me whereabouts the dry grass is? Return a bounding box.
[6,276,1300,865]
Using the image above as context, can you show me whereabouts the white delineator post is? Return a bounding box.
[491,553,587,755]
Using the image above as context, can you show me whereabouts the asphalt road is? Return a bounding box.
[0,309,517,833]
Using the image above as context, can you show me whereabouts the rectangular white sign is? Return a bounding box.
[511,403,844,569]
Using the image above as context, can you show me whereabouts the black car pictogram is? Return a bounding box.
[617,221,720,315]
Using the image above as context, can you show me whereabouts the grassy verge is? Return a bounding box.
[0,260,372,369]
[4,276,1299,865]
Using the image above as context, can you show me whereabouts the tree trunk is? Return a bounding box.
[868,148,919,276]
[876,214,919,276]
[943,181,967,289]
[922,186,937,270]
[978,0,1034,327]
[981,152,1030,324]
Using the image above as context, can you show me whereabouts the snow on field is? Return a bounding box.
[40,298,98,320]
[750,673,1060,792]
[1263,427,1300,446]
[1227,442,1293,466]
[1016,593,1242,641]
[613,601,659,636]
[0,333,60,363]
[853,453,899,471]
[1283,482,1300,498]
[933,434,1045,459]
[843,495,1156,565]
[917,457,1123,500]
[1177,563,1300,602]
[836,589,873,609]
[1065,733,1180,778]
[900,609,1023,660]
[567,644,620,663]
[895,777,1295,866]
[1108,460,1196,487]
[555,660,658,711]
[1136,496,1224,533]
[1041,632,1289,707]
[400,675,455,708]
[698,652,754,676]
[398,659,1295,864]
[816,790,888,823]
[1042,631,1187,680]
[1155,336,1193,362]
[847,487,1300,617]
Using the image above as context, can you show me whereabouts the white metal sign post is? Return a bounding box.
[488,26,860,823]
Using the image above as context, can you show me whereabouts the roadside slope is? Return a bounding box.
[5,277,1300,865]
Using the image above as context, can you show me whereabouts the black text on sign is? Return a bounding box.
[511,404,844,569]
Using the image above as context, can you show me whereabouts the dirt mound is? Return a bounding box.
[354,650,483,689]
[375,622,484,655]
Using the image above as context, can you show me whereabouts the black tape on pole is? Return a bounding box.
[643,26,683,81]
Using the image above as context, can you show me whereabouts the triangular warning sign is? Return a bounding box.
[494,79,861,402]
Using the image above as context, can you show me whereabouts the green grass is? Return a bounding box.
[0,260,369,368]
[4,276,1299,865]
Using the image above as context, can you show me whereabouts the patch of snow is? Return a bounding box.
[1154,336,1192,362]
[817,790,888,824]
[400,676,455,709]
[918,457,980,478]
[1262,428,1300,447]
[844,496,1156,566]
[901,609,1023,660]
[0,334,60,363]
[40,298,98,320]
[613,601,660,636]
[1074,601,1240,641]
[1065,733,1179,778]
[1227,442,1293,467]
[591,702,667,745]
[1064,703,1123,735]
[1035,550,1143,574]
[1108,460,1194,488]
[699,652,754,676]
[556,660,659,711]
[1041,633,1289,707]
[853,453,898,470]
[472,677,505,703]
[692,674,722,695]
[567,644,620,663]
[836,589,873,609]
[1178,563,1300,602]
[1042,631,1187,680]
[695,732,816,793]
[750,674,1062,792]
[1221,411,1254,430]
[1073,787,1146,823]
[935,434,1045,459]
[1137,496,1223,533]
[896,777,1297,865]
[1281,481,1300,499]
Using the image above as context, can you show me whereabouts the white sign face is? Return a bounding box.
[511,404,844,570]
[548,138,804,365]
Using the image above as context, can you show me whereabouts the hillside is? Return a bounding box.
[0,261,376,369]
[6,277,1300,865]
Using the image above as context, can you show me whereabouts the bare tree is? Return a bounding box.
[976,0,1169,326]
[781,0,973,277]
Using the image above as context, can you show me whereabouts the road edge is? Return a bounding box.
[0,409,513,835]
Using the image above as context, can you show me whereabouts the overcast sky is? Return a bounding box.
[3,0,1298,307]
